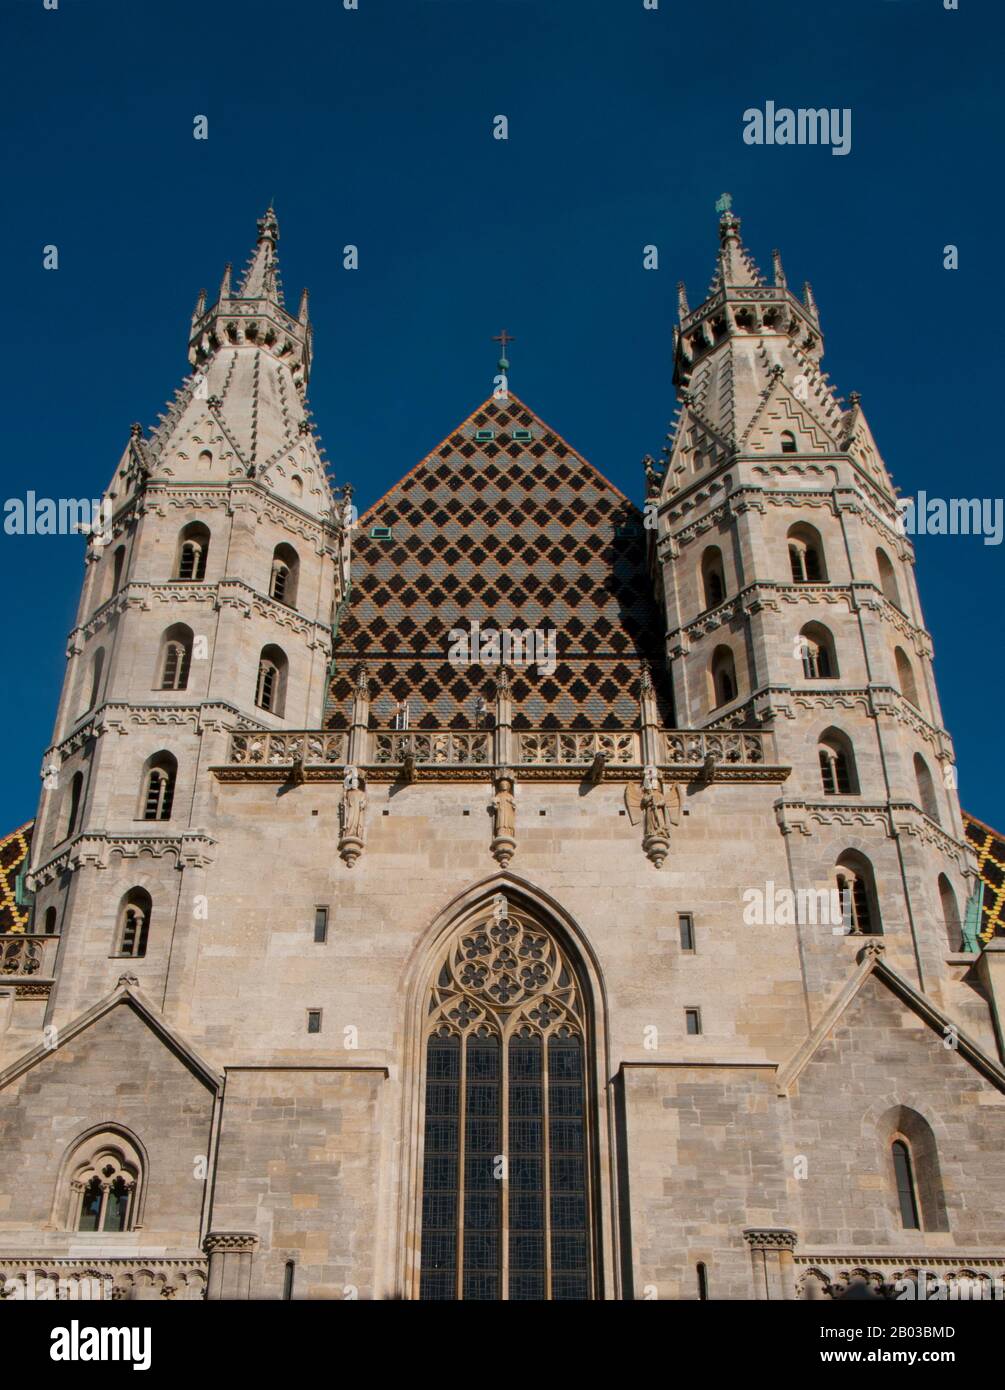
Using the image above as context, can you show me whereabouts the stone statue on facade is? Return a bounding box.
[339,765,367,866]
[490,775,517,867]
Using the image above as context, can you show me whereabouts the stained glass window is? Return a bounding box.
[418,895,592,1300]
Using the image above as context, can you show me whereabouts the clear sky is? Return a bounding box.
[3,0,1002,828]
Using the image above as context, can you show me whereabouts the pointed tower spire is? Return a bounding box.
[218,262,232,299]
[772,249,787,288]
[238,204,284,304]
[298,287,310,324]
[710,205,765,293]
[677,281,689,318]
[191,288,206,326]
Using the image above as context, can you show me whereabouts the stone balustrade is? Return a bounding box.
[221,726,770,774]
[228,730,348,766]
[373,730,491,766]
[664,729,764,766]
[518,731,640,766]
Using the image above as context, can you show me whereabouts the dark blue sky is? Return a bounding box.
[3,0,1001,828]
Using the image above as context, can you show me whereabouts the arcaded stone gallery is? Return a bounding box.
[2,208,1004,1301]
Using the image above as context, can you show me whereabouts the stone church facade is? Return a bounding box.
[2,207,1004,1301]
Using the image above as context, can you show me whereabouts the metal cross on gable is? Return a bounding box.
[492,329,514,370]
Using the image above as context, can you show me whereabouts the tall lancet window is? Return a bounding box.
[419,895,592,1301]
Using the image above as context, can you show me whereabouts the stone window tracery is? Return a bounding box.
[68,1133,143,1233]
[419,895,592,1301]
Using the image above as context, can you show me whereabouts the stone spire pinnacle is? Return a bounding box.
[238,204,284,303]
[708,206,765,294]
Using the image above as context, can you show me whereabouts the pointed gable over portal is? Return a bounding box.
[326,394,672,732]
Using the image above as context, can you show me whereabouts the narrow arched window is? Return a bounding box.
[818,730,856,794]
[64,771,84,839]
[914,753,940,823]
[700,546,726,611]
[710,645,738,709]
[291,474,304,498]
[835,853,880,935]
[86,647,105,713]
[174,522,210,581]
[140,753,177,822]
[876,547,901,609]
[117,888,151,958]
[418,896,594,1301]
[270,543,299,608]
[43,905,59,935]
[158,624,194,691]
[892,1140,921,1230]
[787,523,826,583]
[780,431,797,454]
[256,644,288,715]
[895,647,920,707]
[880,1107,947,1233]
[938,875,962,952]
[111,545,126,595]
[799,624,837,680]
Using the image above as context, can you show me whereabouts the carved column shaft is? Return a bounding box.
[204,1233,259,1300]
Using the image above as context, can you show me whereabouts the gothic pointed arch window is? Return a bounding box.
[419,895,594,1301]
[65,1129,144,1233]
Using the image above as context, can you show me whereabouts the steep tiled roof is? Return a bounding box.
[325,393,673,732]
[964,813,1005,942]
[0,821,33,934]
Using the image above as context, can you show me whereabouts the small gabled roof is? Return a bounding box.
[0,973,223,1094]
[776,941,1005,1097]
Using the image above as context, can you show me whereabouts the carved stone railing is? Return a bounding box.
[228,730,348,766]
[664,730,764,765]
[0,1255,207,1301]
[795,1253,1005,1301]
[518,732,640,766]
[0,935,58,980]
[373,731,491,766]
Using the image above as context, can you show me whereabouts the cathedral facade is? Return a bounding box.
[2,207,1005,1302]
